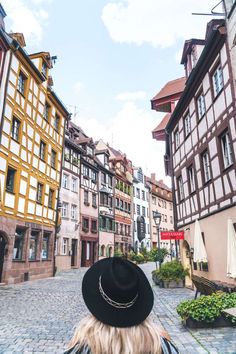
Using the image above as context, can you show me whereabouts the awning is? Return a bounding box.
[227,219,236,279]
[193,219,207,263]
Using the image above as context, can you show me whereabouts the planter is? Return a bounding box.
[183,316,236,329]
[162,279,184,288]
[152,272,163,287]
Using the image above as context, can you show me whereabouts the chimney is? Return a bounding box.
[151,173,156,182]
[0,4,6,30]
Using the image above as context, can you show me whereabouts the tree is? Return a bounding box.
[149,248,168,269]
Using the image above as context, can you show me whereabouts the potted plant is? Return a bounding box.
[177,292,236,328]
[153,260,189,288]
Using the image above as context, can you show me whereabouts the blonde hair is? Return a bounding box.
[68,315,162,354]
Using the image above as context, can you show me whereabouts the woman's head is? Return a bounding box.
[82,257,154,327]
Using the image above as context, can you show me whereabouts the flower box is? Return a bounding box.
[183,316,236,329]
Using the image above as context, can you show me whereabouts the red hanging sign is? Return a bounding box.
[160,231,184,240]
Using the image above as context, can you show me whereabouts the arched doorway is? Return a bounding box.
[182,240,193,288]
[0,232,8,283]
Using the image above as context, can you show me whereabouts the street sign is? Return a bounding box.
[160,231,184,240]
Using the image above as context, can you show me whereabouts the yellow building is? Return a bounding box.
[0,19,69,284]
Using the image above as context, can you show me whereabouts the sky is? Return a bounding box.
[2,0,222,186]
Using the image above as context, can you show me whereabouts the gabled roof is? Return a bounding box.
[152,113,171,141]
[151,77,186,112]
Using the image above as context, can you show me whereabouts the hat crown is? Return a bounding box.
[101,257,139,303]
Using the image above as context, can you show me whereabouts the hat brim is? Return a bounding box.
[82,258,154,328]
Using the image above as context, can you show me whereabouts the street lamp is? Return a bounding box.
[153,211,162,268]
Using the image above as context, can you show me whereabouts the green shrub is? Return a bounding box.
[177,292,236,323]
[139,247,150,262]
[153,260,189,281]
[132,253,145,264]
[149,248,168,269]
[114,249,123,257]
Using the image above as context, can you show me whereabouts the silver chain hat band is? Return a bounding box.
[98,276,138,309]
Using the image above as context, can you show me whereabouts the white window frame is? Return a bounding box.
[71,177,77,192]
[197,91,206,119]
[174,129,180,149]
[188,166,196,193]
[62,202,69,217]
[184,112,191,136]
[62,174,69,189]
[178,176,184,201]
[202,151,211,182]
[221,131,233,168]
[213,65,223,96]
[62,238,68,255]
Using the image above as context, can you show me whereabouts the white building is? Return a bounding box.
[133,167,151,251]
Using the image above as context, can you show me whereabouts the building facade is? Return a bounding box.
[161,19,236,285]
[95,142,115,258]
[56,124,83,271]
[147,174,174,256]
[0,12,68,284]
[133,167,151,252]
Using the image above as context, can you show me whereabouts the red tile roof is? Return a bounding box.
[152,113,171,133]
[151,77,186,102]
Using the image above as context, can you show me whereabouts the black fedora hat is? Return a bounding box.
[82,257,154,327]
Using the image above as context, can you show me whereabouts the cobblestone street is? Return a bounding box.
[0,263,235,354]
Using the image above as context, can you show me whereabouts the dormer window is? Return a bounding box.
[42,61,47,77]
[87,146,93,156]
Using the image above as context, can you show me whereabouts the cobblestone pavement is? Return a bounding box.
[0,263,235,354]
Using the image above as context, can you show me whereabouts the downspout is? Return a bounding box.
[53,113,71,276]
[165,129,179,259]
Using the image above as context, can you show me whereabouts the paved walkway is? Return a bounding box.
[0,263,235,354]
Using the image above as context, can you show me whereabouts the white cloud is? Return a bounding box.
[73,101,170,185]
[102,0,220,48]
[73,81,83,95]
[2,0,51,45]
[115,91,146,101]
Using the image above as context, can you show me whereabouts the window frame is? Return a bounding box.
[220,130,233,169]
[17,71,27,95]
[6,167,16,193]
[201,150,211,184]
[11,117,21,142]
[196,89,206,120]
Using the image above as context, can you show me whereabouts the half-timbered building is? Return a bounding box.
[95,140,115,258]
[56,122,83,271]
[162,19,236,285]
[0,11,69,284]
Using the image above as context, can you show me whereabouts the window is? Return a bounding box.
[62,238,68,255]
[197,91,206,119]
[137,169,143,182]
[142,190,145,200]
[29,231,38,260]
[152,196,156,205]
[136,188,140,198]
[62,174,69,189]
[164,215,167,222]
[120,200,124,210]
[174,129,180,149]
[101,172,106,184]
[6,167,16,193]
[221,131,233,168]
[71,177,77,192]
[72,151,79,165]
[124,202,127,211]
[51,150,56,169]
[42,233,50,260]
[84,190,89,204]
[188,165,196,193]
[133,203,135,213]
[128,203,131,213]
[48,189,54,208]
[107,219,113,231]
[11,117,21,141]
[108,196,113,208]
[202,151,211,182]
[100,193,108,206]
[39,140,46,161]
[36,183,43,204]
[83,165,89,178]
[82,217,89,231]
[17,71,26,95]
[87,146,93,156]
[116,198,119,208]
[178,176,184,201]
[101,217,106,230]
[142,206,146,217]
[133,187,135,197]
[54,114,60,131]
[43,102,50,121]
[184,112,191,136]
[71,204,77,220]
[137,204,140,215]
[170,216,173,224]
[92,193,97,207]
[212,64,223,96]
[13,228,25,260]
[120,224,124,235]
[91,170,97,181]
[62,202,69,217]
[42,61,47,77]
[91,220,97,232]
[108,176,112,187]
